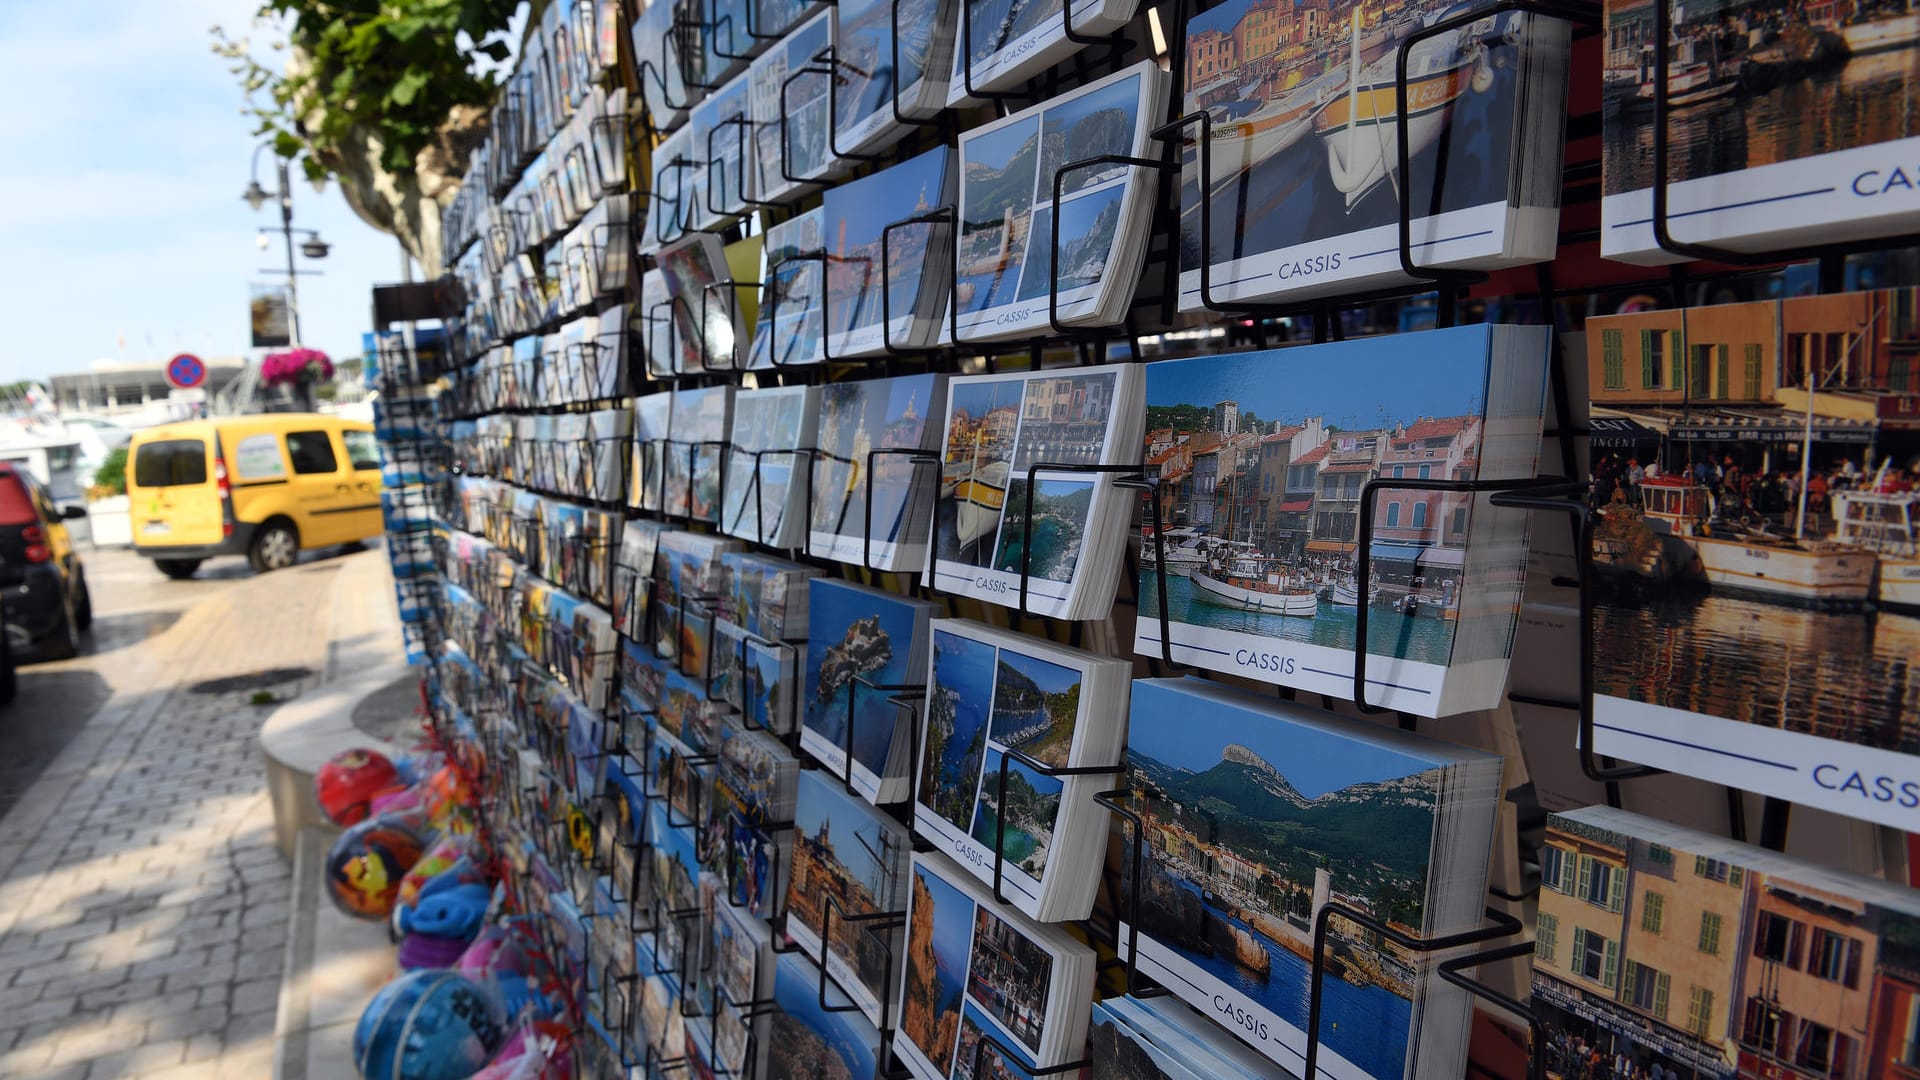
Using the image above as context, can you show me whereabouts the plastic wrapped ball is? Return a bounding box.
[326,815,428,920]
[315,749,400,827]
[354,970,503,1080]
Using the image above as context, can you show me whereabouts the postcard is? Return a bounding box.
[723,386,819,547]
[1177,0,1564,305]
[1119,678,1501,1080]
[719,552,817,643]
[821,148,955,356]
[808,373,946,570]
[1584,292,1920,829]
[1602,0,1920,262]
[748,12,834,204]
[655,235,743,373]
[768,952,883,1080]
[692,72,756,230]
[1133,326,1550,716]
[929,366,1140,616]
[947,63,1163,341]
[945,0,1136,104]
[1535,805,1920,1080]
[785,769,911,1025]
[801,580,933,803]
[663,385,733,522]
[832,0,954,153]
[748,207,826,370]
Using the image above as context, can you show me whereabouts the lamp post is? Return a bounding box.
[242,143,330,347]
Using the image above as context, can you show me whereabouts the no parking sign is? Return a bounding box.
[165,353,207,390]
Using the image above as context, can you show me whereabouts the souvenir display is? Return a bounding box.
[1584,290,1920,830]
[927,365,1145,619]
[821,148,957,356]
[1536,806,1920,1080]
[915,620,1129,921]
[785,769,913,1025]
[1135,325,1551,716]
[894,852,1096,1080]
[944,62,1169,341]
[748,208,827,369]
[945,0,1139,103]
[1178,0,1570,305]
[1119,677,1503,1080]
[807,372,947,570]
[1602,0,1920,263]
[801,579,938,804]
[723,386,821,547]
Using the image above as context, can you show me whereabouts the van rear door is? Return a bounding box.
[130,435,221,548]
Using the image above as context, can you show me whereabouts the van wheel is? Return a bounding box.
[249,521,299,573]
[38,603,78,661]
[0,630,15,706]
[155,559,202,580]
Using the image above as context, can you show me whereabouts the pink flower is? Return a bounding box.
[261,347,334,387]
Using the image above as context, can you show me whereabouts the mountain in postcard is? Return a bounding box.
[1130,748,1437,882]
[964,135,1040,225]
[1038,108,1132,194]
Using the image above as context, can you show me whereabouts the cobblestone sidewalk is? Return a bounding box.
[0,555,382,1079]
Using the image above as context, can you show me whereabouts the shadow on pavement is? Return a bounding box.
[0,669,112,820]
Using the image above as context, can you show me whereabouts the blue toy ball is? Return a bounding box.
[354,970,503,1080]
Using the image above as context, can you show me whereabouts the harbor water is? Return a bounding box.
[1139,569,1458,666]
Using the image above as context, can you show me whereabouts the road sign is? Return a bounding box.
[165,353,207,390]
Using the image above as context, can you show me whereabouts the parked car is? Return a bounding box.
[127,414,385,578]
[0,462,92,660]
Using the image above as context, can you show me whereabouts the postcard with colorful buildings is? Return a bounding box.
[1585,290,1920,830]
[1177,0,1563,306]
[1601,0,1920,262]
[808,373,946,570]
[1536,806,1920,1080]
[821,148,953,357]
[1134,326,1548,715]
[785,770,912,1026]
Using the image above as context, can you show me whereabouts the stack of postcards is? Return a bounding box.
[767,951,884,1080]
[807,373,947,570]
[628,391,674,515]
[893,852,1096,1080]
[665,386,735,524]
[1090,995,1289,1080]
[944,0,1140,102]
[831,0,957,158]
[926,364,1144,619]
[1176,0,1570,306]
[913,619,1128,921]
[722,386,820,548]
[748,208,826,369]
[654,236,746,374]
[783,769,912,1025]
[801,579,938,804]
[706,887,776,1077]
[718,552,817,645]
[748,13,836,202]
[612,521,664,643]
[943,62,1169,343]
[630,0,695,132]
[1119,678,1503,1080]
[821,148,956,357]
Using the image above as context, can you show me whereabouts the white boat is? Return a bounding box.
[1329,577,1365,606]
[1212,67,1349,171]
[1843,5,1920,54]
[1638,477,1876,607]
[1143,526,1210,576]
[1311,7,1490,207]
[1190,555,1319,616]
[1833,488,1920,612]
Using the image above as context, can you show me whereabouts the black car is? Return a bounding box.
[0,464,92,660]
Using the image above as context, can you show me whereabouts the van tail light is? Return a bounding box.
[215,458,231,501]
[21,525,42,544]
[22,526,48,563]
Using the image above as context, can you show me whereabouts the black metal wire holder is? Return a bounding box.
[835,673,926,802]
[982,745,1124,908]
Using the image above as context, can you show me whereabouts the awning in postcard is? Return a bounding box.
[1276,499,1313,513]
[1416,547,1466,569]
[1589,417,1661,450]
[1305,539,1356,553]
[1369,543,1426,563]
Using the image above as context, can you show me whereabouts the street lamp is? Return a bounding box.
[242,142,330,347]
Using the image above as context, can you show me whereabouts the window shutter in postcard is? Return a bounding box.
[1654,972,1670,1021]
[1602,938,1619,992]
[1609,866,1625,913]
[1577,856,1592,904]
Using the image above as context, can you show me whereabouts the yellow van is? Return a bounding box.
[127,414,385,578]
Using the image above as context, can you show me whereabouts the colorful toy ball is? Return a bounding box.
[315,749,401,827]
[327,815,428,920]
[354,970,503,1080]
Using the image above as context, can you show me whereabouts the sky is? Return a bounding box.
[1128,680,1427,798]
[0,1,410,386]
[1143,328,1489,431]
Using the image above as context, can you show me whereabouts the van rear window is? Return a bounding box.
[134,440,208,487]
[0,471,35,526]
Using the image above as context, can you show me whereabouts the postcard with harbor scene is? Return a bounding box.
[1133,330,1538,711]
[1119,679,1447,1078]
[1584,292,1920,830]
[1178,0,1547,305]
[1601,0,1920,257]
[916,627,1084,910]
[808,373,943,569]
[802,580,929,801]
[932,368,1125,602]
[769,951,883,1080]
